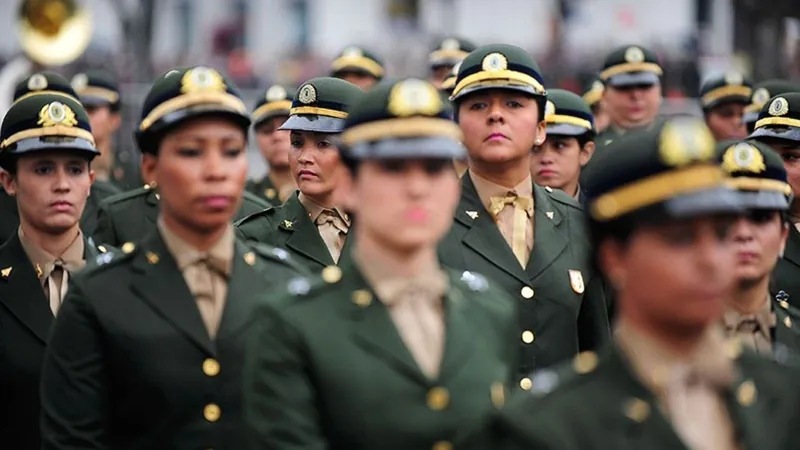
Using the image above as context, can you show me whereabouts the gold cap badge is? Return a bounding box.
[724,72,744,86]
[768,97,790,116]
[441,38,460,51]
[28,73,48,91]
[298,84,317,105]
[624,46,645,63]
[342,46,363,58]
[658,117,715,167]
[752,88,770,105]
[265,85,288,102]
[70,73,89,92]
[37,102,78,128]
[544,100,556,118]
[721,142,765,173]
[387,78,442,117]
[482,53,508,72]
[181,67,226,94]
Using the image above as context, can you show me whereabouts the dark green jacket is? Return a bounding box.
[243,261,518,450]
[0,190,19,244]
[773,227,800,307]
[483,343,800,450]
[81,179,121,238]
[92,186,270,247]
[0,233,106,450]
[108,146,143,191]
[438,173,611,377]
[235,192,354,273]
[40,231,307,450]
[245,176,283,207]
[772,292,800,360]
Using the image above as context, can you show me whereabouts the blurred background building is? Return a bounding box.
[0,0,797,177]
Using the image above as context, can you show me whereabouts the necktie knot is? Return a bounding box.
[191,253,229,277]
[489,193,533,218]
[316,209,348,233]
[380,272,449,307]
[737,317,760,333]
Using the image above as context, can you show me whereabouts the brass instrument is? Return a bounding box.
[17,0,92,67]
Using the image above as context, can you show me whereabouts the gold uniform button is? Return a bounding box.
[204,403,221,422]
[520,286,534,299]
[521,330,535,344]
[520,377,533,391]
[427,387,450,411]
[202,358,220,377]
[432,441,452,450]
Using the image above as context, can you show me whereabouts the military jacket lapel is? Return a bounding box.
[128,231,215,354]
[437,280,475,381]
[282,194,335,267]
[457,174,529,284]
[0,234,52,343]
[143,189,159,226]
[782,228,800,270]
[216,240,269,340]
[525,186,568,281]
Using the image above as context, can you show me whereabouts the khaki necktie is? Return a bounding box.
[733,315,774,355]
[40,259,85,315]
[381,272,449,379]
[185,254,229,339]
[316,210,348,263]
[489,193,533,267]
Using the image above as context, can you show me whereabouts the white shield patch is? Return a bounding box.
[568,269,585,294]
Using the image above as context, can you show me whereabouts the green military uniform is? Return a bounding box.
[592,45,664,150]
[39,65,309,450]
[438,45,611,380]
[0,91,108,450]
[743,79,800,133]
[699,72,753,113]
[330,45,385,82]
[3,71,122,240]
[480,118,800,450]
[714,139,800,356]
[236,77,364,273]
[0,188,18,244]
[245,84,296,206]
[71,69,142,191]
[244,77,518,450]
[542,88,597,204]
[749,93,800,306]
[92,177,269,248]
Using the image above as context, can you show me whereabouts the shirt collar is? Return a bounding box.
[298,193,350,226]
[470,171,533,213]
[157,216,235,275]
[354,250,448,306]
[722,296,775,335]
[18,227,84,283]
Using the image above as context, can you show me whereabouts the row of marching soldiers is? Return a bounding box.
[1,35,800,450]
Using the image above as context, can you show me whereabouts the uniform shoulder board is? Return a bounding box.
[247,242,309,274]
[459,270,489,292]
[541,184,583,210]
[234,205,279,227]
[81,243,135,277]
[101,186,151,208]
[242,189,271,209]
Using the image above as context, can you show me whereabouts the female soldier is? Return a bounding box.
[246,84,296,205]
[0,92,103,450]
[485,120,800,450]
[243,78,518,450]
[717,139,800,355]
[40,66,307,450]
[236,77,363,272]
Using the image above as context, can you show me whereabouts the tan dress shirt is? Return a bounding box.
[616,322,738,450]
[471,171,534,268]
[18,227,85,315]
[357,253,449,379]
[299,193,350,263]
[158,218,234,339]
[722,298,775,355]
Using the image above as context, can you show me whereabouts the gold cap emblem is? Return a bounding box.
[482,53,508,72]
[265,85,288,102]
[342,46,363,58]
[752,87,770,105]
[624,46,645,63]
[724,72,744,86]
[181,67,226,94]
[658,117,715,167]
[37,102,78,128]
[70,73,89,92]
[721,142,766,173]
[441,38,460,51]
[591,80,604,92]
[387,78,442,117]
[544,100,556,118]
[28,73,48,91]
[298,84,317,105]
[768,97,790,116]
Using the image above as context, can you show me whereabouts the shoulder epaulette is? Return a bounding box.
[248,242,308,273]
[242,190,270,209]
[80,241,138,277]
[235,205,279,227]
[100,186,151,207]
[539,184,583,210]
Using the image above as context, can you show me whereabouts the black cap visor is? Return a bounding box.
[606,72,660,88]
[743,110,760,125]
[136,104,251,153]
[451,82,542,102]
[731,190,790,211]
[704,96,750,112]
[346,136,465,161]
[749,126,800,143]
[79,95,113,108]
[4,136,98,156]
[660,186,744,219]
[279,115,346,134]
[546,123,592,137]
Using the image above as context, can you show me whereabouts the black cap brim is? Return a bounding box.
[79,95,113,108]
[749,126,800,142]
[661,186,744,219]
[451,83,542,102]
[704,96,750,111]
[346,136,465,160]
[136,105,251,153]
[743,111,760,125]
[606,72,660,88]
[253,112,290,128]
[546,123,592,137]
[732,190,790,211]
[0,137,99,169]
[331,67,380,79]
[279,115,346,133]
[430,58,461,69]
